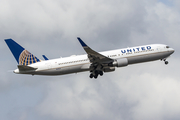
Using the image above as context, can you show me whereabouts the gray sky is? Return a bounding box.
[0,0,180,120]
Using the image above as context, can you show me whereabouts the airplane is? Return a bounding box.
[5,38,174,78]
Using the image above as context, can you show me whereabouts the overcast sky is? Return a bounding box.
[0,0,180,120]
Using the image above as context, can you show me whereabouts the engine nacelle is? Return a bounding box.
[112,58,128,67]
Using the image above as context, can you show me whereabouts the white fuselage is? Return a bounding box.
[14,44,174,75]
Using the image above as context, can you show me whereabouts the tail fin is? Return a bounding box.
[5,39,40,65]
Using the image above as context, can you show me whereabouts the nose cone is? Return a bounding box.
[169,48,175,54]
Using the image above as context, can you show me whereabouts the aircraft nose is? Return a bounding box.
[169,48,175,54]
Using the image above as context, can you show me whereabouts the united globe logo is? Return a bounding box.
[19,50,40,65]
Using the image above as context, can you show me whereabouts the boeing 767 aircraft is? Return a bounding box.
[5,38,174,78]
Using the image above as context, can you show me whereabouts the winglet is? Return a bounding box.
[77,37,87,47]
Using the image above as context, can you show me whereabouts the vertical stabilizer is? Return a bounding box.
[5,39,40,65]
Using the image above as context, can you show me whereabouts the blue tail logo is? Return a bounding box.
[5,39,40,65]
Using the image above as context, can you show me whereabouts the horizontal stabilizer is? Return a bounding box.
[42,55,49,60]
[18,65,37,71]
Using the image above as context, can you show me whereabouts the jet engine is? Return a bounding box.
[111,58,128,67]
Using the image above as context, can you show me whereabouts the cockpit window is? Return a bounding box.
[166,46,170,48]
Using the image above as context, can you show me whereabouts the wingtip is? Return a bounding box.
[77,37,87,47]
[77,37,81,41]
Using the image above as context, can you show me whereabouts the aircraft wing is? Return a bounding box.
[77,37,114,64]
